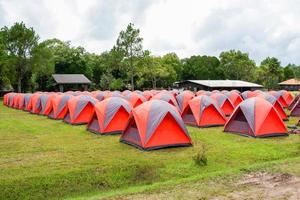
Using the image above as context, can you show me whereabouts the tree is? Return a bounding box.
[0,32,9,89]
[115,23,143,90]
[30,41,55,91]
[257,57,283,89]
[1,22,39,92]
[161,53,183,80]
[136,51,177,89]
[283,64,295,80]
[182,55,221,80]
[219,50,256,81]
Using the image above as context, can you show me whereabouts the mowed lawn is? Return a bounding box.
[0,101,299,200]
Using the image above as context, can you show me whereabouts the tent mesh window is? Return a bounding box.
[182,107,196,125]
[227,110,251,134]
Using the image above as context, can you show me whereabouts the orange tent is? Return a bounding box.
[48,94,72,120]
[151,92,180,111]
[176,91,195,114]
[224,91,243,107]
[87,97,132,134]
[256,94,288,120]
[268,91,288,108]
[182,96,226,127]
[124,93,146,108]
[120,100,192,150]
[224,97,288,137]
[210,93,235,116]
[64,95,98,125]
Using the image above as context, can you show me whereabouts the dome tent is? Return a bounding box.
[120,100,192,150]
[224,97,288,137]
[87,97,132,135]
[210,93,235,116]
[176,91,195,114]
[256,94,288,121]
[124,92,146,108]
[224,91,243,107]
[151,92,180,111]
[48,94,73,120]
[182,95,226,127]
[64,95,98,125]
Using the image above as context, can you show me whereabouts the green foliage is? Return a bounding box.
[1,22,39,92]
[193,142,208,166]
[115,23,143,90]
[257,57,284,89]
[219,50,256,81]
[0,33,10,88]
[136,51,179,89]
[182,55,222,80]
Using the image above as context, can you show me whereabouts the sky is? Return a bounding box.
[0,0,300,66]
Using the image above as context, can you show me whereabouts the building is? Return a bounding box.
[52,74,91,92]
[279,79,300,91]
[174,80,263,92]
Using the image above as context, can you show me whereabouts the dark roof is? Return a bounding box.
[52,74,91,84]
[177,80,263,88]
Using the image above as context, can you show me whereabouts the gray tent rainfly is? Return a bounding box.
[174,80,263,92]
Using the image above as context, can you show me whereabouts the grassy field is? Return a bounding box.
[0,101,300,200]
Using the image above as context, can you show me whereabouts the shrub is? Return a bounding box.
[193,142,208,166]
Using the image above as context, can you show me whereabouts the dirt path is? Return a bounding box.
[214,172,300,200]
[108,172,300,200]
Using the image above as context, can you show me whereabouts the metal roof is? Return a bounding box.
[52,74,91,84]
[180,80,263,88]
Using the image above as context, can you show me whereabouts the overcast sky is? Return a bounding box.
[0,0,299,65]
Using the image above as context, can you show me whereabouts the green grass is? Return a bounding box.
[0,102,299,200]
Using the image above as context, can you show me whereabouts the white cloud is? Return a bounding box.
[0,0,300,65]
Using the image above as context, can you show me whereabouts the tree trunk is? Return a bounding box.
[130,45,134,91]
[131,74,134,91]
[153,77,157,89]
[17,76,22,93]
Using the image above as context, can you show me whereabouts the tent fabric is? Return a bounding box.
[16,94,25,109]
[8,93,16,107]
[124,93,146,108]
[182,95,226,127]
[210,93,235,116]
[120,100,192,150]
[64,95,98,125]
[290,99,300,116]
[289,93,300,110]
[30,93,43,114]
[92,91,106,101]
[256,94,288,120]
[224,91,243,107]
[224,97,288,137]
[241,91,257,99]
[151,93,180,111]
[268,91,288,108]
[196,90,211,96]
[12,93,21,109]
[48,94,72,119]
[104,91,124,99]
[279,90,293,106]
[176,91,195,113]
[87,97,132,134]
[23,93,33,111]
[142,90,153,100]
[40,94,56,115]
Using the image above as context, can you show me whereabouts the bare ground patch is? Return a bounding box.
[215,172,300,200]
[107,172,300,200]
